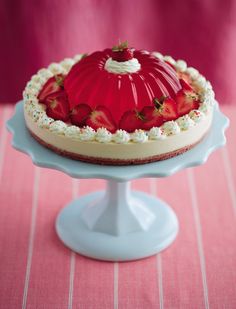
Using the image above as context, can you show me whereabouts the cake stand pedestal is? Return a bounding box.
[56,180,178,261]
[7,101,229,261]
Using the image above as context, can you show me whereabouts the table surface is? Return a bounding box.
[0,104,236,309]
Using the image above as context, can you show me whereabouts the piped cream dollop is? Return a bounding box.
[48,63,66,75]
[32,110,44,122]
[175,60,187,72]
[199,102,212,115]
[38,114,54,128]
[60,58,75,72]
[189,110,205,123]
[95,128,112,143]
[79,126,96,141]
[148,127,166,140]
[177,115,195,131]
[104,57,141,74]
[113,130,130,144]
[162,121,180,136]
[65,125,81,138]
[131,130,148,143]
[49,121,67,134]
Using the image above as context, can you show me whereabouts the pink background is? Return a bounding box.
[1,2,236,307]
[1,0,236,103]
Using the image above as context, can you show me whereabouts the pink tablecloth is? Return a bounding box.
[0,104,235,309]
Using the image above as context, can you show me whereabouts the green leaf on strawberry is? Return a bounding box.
[153,97,178,121]
[111,40,133,62]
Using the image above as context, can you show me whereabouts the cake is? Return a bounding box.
[23,41,215,165]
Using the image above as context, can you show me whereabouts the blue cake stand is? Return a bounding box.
[7,101,229,261]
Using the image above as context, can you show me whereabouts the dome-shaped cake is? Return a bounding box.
[64,47,181,123]
[23,42,215,165]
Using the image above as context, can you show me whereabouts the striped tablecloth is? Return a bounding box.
[0,104,235,309]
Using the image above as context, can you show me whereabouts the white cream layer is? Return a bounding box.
[25,110,212,160]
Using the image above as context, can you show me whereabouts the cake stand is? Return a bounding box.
[7,101,229,261]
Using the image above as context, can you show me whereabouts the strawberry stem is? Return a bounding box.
[135,109,145,121]
[55,74,64,88]
[153,98,162,108]
[153,96,167,109]
[138,112,145,121]
[112,40,129,52]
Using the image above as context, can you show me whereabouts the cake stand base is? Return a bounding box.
[56,180,178,261]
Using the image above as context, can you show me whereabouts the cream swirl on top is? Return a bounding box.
[177,115,195,131]
[113,130,130,144]
[189,110,204,123]
[65,125,81,138]
[79,126,96,141]
[104,57,141,74]
[38,113,54,128]
[131,130,148,143]
[49,120,67,134]
[95,128,112,143]
[162,121,181,136]
[148,127,166,140]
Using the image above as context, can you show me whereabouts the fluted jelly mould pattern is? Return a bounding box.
[23,52,215,144]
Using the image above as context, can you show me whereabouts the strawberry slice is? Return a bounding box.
[179,78,193,91]
[70,104,92,127]
[176,89,200,116]
[141,106,164,130]
[119,110,144,133]
[38,74,65,103]
[154,97,178,121]
[46,92,70,121]
[86,105,117,133]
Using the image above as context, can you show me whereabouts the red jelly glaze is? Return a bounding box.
[64,49,181,123]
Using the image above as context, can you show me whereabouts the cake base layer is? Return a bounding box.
[29,129,207,165]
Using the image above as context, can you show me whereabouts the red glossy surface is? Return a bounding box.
[64,49,181,122]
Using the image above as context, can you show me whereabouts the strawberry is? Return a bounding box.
[38,74,65,103]
[176,89,200,116]
[179,78,193,91]
[119,110,144,133]
[141,106,164,130]
[112,48,133,62]
[46,92,70,121]
[154,97,178,121]
[70,104,92,127]
[86,105,117,133]
[111,40,133,62]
